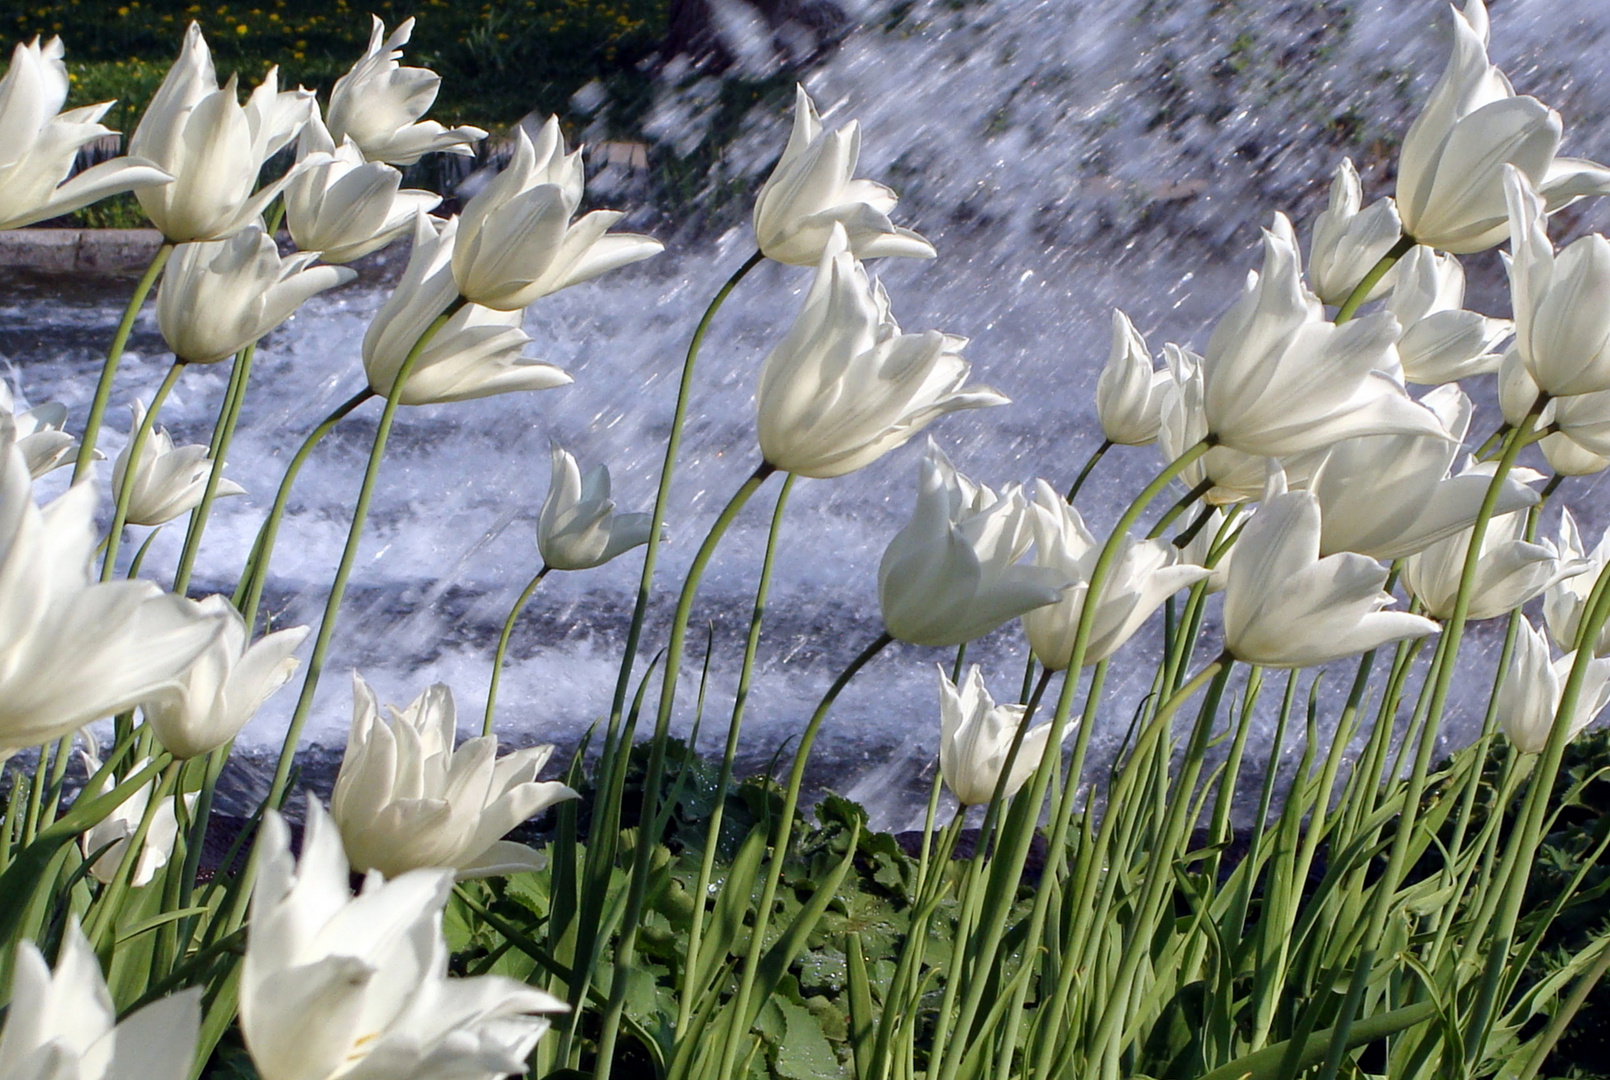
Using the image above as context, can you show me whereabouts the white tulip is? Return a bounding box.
[0,422,223,753]
[753,84,936,265]
[1222,470,1439,668]
[1095,310,1170,446]
[1397,0,1610,254]
[157,227,354,364]
[110,399,244,527]
[878,442,1070,647]
[1022,480,1209,670]
[1387,246,1510,385]
[1498,618,1610,754]
[331,675,579,879]
[243,799,565,1080]
[326,17,486,166]
[129,23,315,242]
[1544,509,1610,657]
[1307,158,1403,306]
[756,225,1005,478]
[452,119,662,311]
[141,596,307,759]
[284,114,440,263]
[938,665,1056,807]
[1158,342,1296,505]
[0,921,199,1080]
[76,749,192,887]
[1496,344,1610,475]
[0,37,171,229]
[538,446,656,571]
[1,380,78,478]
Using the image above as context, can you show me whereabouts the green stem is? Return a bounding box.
[264,304,461,811]
[1518,937,1610,1080]
[1065,439,1113,503]
[482,564,552,736]
[74,243,174,480]
[1147,476,1214,539]
[173,344,254,593]
[1334,234,1414,323]
[102,360,186,581]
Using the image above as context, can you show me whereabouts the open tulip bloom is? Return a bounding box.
[284,114,441,263]
[1094,310,1170,446]
[76,748,193,886]
[1386,246,1510,385]
[1545,508,1610,658]
[2,380,79,478]
[938,665,1058,807]
[111,399,245,527]
[1498,618,1610,755]
[538,445,656,571]
[1307,158,1402,307]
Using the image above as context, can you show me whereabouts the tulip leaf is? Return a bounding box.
[1195,1001,1437,1080]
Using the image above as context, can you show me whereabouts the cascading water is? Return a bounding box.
[4,0,1609,829]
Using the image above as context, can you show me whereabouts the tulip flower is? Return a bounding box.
[157,227,354,364]
[1544,509,1610,657]
[128,23,316,242]
[1158,343,1292,505]
[141,596,307,759]
[363,214,573,404]
[0,37,171,230]
[1396,0,1610,254]
[76,748,193,886]
[1307,385,1537,561]
[1095,310,1170,446]
[330,675,579,879]
[325,17,487,166]
[938,665,1056,806]
[1176,504,1236,594]
[243,799,566,1080]
[110,399,245,527]
[879,442,1070,647]
[1402,472,1578,621]
[1022,480,1209,669]
[1496,345,1610,474]
[0,423,223,752]
[1497,618,1610,754]
[2,921,199,1080]
[753,84,936,265]
[1307,158,1402,306]
[1387,246,1510,384]
[756,225,1006,478]
[1504,167,1610,398]
[452,119,662,311]
[1199,214,1444,457]
[283,114,440,263]
[538,445,656,571]
[2,380,78,478]
[1222,470,1439,668]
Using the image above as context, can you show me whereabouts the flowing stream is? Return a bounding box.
[5,0,1610,828]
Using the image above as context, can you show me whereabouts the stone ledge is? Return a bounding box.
[0,228,166,273]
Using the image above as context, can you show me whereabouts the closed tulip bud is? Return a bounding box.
[1307,159,1403,306]
[537,446,655,571]
[756,225,1006,478]
[0,37,171,229]
[1022,480,1209,669]
[129,23,317,242]
[452,119,662,311]
[1498,618,1610,754]
[283,114,439,262]
[753,85,936,265]
[1223,469,1440,668]
[1397,0,1610,254]
[330,676,579,879]
[76,748,193,886]
[1388,246,1510,384]
[141,596,307,759]
[1201,214,1445,457]
[243,799,565,1080]
[0,423,224,753]
[2,921,199,1080]
[1544,509,1610,657]
[326,17,486,166]
[157,228,354,364]
[1402,468,1581,621]
[938,665,1056,807]
[1307,384,1537,561]
[2,380,78,478]
[111,399,244,527]
[1095,310,1170,446]
[879,442,1071,647]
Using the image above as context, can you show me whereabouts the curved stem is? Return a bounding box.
[482,565,552,736]
[233,388,373,631]
[716,632,894,1080]
[265,305,460,811]
[1065,438,1113,503]
[1146,476,1213,539]
[101,360,186,581]
[1334,234,1414,323]
[74,243,173,480]
[173,345,254,593]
